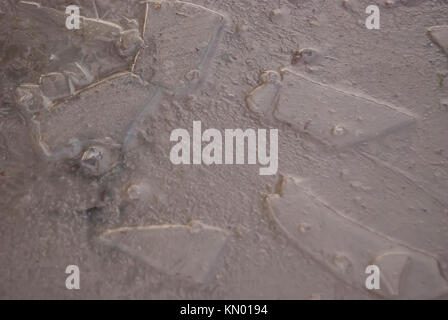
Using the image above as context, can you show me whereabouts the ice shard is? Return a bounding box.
[428,25,448,56]
[32,73,157,158]
[99,221,229,284]
[265,175,448,299]
[247,68,415,148]
[134,0,226,94]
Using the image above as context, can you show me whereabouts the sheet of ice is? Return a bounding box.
[38,0,145,30]
[134,0,226,94]
[247,68,415,148]
[4,1,143,104]
[265,175,448,299]
[428,25,448,55]
[33,73,156,158]
[99,221,229,284]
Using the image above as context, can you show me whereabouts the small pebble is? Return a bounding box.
[81,145,114,176]
[331,124,345,136]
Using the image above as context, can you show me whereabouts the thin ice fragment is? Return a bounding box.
[38,0,145,30]
[428,25,448,56]
[134,0,226,93]
[4,1,141,94]
[33,73,156,157]
[15,84,51,113]
[39,72,71,101]
[265,175,448,298]
[247,68,415,148]
[99,221,229,284]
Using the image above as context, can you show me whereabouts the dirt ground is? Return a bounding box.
[1,0,448,299]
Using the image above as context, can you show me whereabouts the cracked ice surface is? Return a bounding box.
[1,1,142,95]
[13,0,225,159]
[2,0,448,300]
[266,175,448,299]
[37,0,145,30]
[34,73,156,158]
[134,0,226,93]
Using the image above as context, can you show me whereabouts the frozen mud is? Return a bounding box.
[1,0,448,299]
[265,175,447,299]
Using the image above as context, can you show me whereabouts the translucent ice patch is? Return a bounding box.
[39,72,72,101]
[5,1,142,92]
[32,73,157,158]
[428,25,448,56]
[306,151,448,251]
[64,62,95,93]
[99,221,229,284]
[265,175,448,299]
[15,84,51,113]
[134,0,226,94]
[38,0,145,30]
[246,68,415,148]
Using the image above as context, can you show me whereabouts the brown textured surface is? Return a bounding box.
[1,0,448,299]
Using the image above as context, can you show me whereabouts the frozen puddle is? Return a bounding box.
[11,1,143,95]
[99,221,229,284]
[265,175,448,299]
[134,0,226,94]
[33,73,157,158]
[16,0,226,159]
[247,68,415,148]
